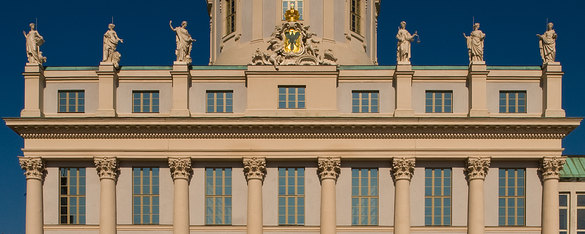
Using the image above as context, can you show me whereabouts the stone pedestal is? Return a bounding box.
[19,157,46,234]
[21,63,45,117]
[392,157,415,234]
[170,62,191,117]
[244,158,266,234]
[318,157,341,234]
[465,157,490,234]
[96,62,118,117]
[94,157,119,234]
[169,158,193,234]
[468,62,490,117]
[394,64,415,117]
[542,62,566,117]
[540,157,565,234]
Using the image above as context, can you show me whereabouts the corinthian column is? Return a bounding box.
[19,157,46,234]
[243,157,267,234]
[169,158,193,234]
[392,157,415,234]
[540,157,565,234]
[94,157,119,234]
[465,157,490,234]
[317,157,341,234]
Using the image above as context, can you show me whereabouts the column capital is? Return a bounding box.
[317,157,341,181]
[540,156,566,180]
[465,157,490,180]
[94,157,119,180]
[169,157,193,181]
[392,157,415,181]
[19,157,46,181]
[243,157,266,182]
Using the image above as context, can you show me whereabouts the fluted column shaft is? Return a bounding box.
[392,158,415,234]
[466,157,490,234]
[244,158,266,234]
[20,157,46,234]
[540,157,565,234]
[95,157,119,234]
[169,158,193,234]
[318,157,341,234]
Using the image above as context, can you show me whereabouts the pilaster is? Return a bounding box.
[542,62,566,117]
[465,157,490,234]
[243,157,266,234]
[393,64,415,117]
[392,157,415,234]
[21,63,45,117]
[170,62,191,117]
[540,157,565,234]
[468,62,490,117]
[94,157,119,234]
[318,157,341,234]
[169,158,192,234]
[96,62,118,117]
[19,157,45,234]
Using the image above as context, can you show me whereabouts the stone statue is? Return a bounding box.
[537,22,557,63]
[103,23,123,68]
[23,23,46,64]
[396,21,417,63]
[463,23,485,62]
[170,20,195,64]
[284,3,300,22]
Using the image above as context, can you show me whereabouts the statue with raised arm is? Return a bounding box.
[24,23,46,64]
[396,21,417,63]
[537,22,557,63]
[103,23,123,68]
[463,23,485,62]
[170,20,195,64]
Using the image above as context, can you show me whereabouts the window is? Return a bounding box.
[352,91,379,113]
[278,86,305,109]
[133,91,159,113]
[350,0,361,34]
[207,91,233,113]
[278,168,305,225]
[60,168,86,224]
[425,168,451,226]
[560,193,568,234]
[425,91,452,113]
[58,91,85,113]
[282,0,303,20]
[206,168,232,225]
[498,169,525,226]
[133,168,159,224]
[352,168,378,225]
[578,194,585,233]
[499,91,526,113]
[226,0,236,34]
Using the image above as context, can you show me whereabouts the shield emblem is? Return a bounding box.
[284,28,302,53]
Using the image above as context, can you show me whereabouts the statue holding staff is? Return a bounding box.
[170,20,195,64]
[24,23,46,64]
[463,23,485,62]
[537,22,557,63]
[396,21,418,63]
[103,23,123,68]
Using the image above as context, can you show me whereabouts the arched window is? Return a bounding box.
[282,0,304,21]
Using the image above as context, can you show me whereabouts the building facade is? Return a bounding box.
[5,1,583,234]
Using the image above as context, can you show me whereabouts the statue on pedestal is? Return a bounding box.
[464,23,485,62]
[24,23,46,64]
[170,21,194,64]
[103,23,123,68]
[396,21,418,63]
[537,22,557,63]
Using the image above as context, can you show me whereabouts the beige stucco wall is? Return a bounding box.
[337,82,395,114]
[412,81,469,116]
[487,82,543,116]
[116,82,173,116]
[189,82,247,115]
[44,82,99,116]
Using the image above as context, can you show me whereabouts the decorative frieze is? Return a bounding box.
[465,157,491,180]
[317,157,341,181]
[94,157,119,180]
[392,157,415,180]
[19,157,46,180]
[243,157,266,181]
[169,157,193,180]
[540,156,566,180]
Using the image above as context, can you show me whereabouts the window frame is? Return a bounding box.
[278,86,306,109]
[425,91,453,113]
[206,91,234,113]
[278,167,305,226]
[132,91,160,113]
[59,168,86,225]
[498,168,526,226]
[351,168,379,226]
[205,168,233,225]
[132,167,160,225]
[577,193,585,233]
[424,168,452,226]
[499,91,527,113]
[58,90,85,113]
[226,0,236,35]
[352,91,379,113]
[559,192,569,234]
[350,0,361,34]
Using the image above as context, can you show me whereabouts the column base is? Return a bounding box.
[394,109,414,117]
[469,109,490,117]
[544,109,566,117]
[95,109,117,117]
[20,109,43,117]
[170,109,191,117]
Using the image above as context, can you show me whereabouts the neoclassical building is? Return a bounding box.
[5,1,583,234]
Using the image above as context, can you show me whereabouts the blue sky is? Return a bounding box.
[0,0,583,232]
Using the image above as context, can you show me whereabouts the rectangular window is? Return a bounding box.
[60,168,86,224]
[226,0,236,34]
[499,91,526,113]
[352,91,379,113]
[206,168,232,225]
[282,0,303,20]
[425,168,451,226]
[425,91,452,113]
[498,169,525,226]
[278,168,305,225]
[560,193,569,234]
[350,0,361,34]
[58,91,85,113]
[133,91,159,113]
[351,168,378,225]
[578,194,585,233]
[133,168,159,225]
[278,86,305,109]
[207,91,233,113]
